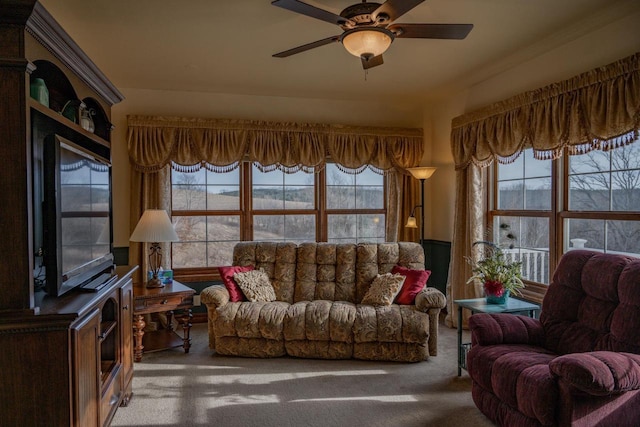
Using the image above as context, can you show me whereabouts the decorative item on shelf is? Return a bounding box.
[79,102,95,133]
[129,209,180,288]
[60,99,81,123]
[466,224,524,304]
[30,78,49,107]
[404,166,437,254]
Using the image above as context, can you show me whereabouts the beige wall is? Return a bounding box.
[423,8,640,242]
[110,90,423,246]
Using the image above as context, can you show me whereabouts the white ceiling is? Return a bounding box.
[39,0,635,104]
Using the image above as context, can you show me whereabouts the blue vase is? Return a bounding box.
[486,289,510,304]
[30,78,49,107]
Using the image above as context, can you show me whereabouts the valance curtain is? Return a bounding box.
[446,52,640,329]
[127,116,424,173]
[127,115,424,280]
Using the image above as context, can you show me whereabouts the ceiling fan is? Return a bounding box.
[272,0,473,69]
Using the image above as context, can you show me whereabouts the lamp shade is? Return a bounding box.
[341,27,393,58]
[405,216,418,228]
[130,209,179,243]
[407,166,437,180]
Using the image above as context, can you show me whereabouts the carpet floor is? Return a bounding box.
[111,319,493,427]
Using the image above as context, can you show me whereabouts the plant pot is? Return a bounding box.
[485,289,510,304]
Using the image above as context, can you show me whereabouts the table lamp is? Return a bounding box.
[130,209,179,288]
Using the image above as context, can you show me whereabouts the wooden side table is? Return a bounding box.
[454,297,540,376]
[133,280,195,362]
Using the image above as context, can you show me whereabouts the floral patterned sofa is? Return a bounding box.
[201,241,446,362]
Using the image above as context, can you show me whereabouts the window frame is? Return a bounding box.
[171,162,386,281]
[488,143,640,303]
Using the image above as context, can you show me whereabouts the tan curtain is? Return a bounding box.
[452,52,640,169]
[128,116,424,174]
[128,167,171,284]
[446,51,640,329]
[128,115,424,243]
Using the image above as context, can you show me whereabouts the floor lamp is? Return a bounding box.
[405,167,437,249]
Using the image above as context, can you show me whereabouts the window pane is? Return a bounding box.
[498,181,524,210]
[356,186,383,209]
[498,155,524,180]
[494,216,550,284]
[328,214,385,243]
[498,153,551,211]
[612,170,640,211]
[607,220,640,255]
[569,150,609,174]
[524,150,551,178]
[327,187,355,209]
[205,216,240,241]
[569,173,609,211]
[206,186,240,210]
[253,166,314,211]
[207,241,237,266]
[254,214,315,241]
[206,168,238,185]
[284,186,314,209]
[326,164,356,185]
[524,178,551,210]
[172,242,207,268]
[565,219,604,251]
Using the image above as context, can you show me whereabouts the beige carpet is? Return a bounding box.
[111,319,493,427]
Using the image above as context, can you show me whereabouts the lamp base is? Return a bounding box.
[146,276,165,288]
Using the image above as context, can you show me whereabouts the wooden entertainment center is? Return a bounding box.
[0,2,133,425]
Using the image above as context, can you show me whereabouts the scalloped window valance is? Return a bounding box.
[127,115,424,174]
[451,52,640,170]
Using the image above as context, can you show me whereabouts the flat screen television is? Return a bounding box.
[41,134,114,296]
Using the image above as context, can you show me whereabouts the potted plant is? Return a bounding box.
[466,226,525,304]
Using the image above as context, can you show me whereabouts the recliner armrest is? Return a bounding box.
[469,313,545,346]
[415,287,446,311]
[550,351,640,396]
[201,285,230,308]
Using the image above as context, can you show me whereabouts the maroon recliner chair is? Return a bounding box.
[467,250,640,427]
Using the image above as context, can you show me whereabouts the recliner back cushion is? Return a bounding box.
[541,250,639,355]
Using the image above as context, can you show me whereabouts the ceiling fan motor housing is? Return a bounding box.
[339,2,388,28]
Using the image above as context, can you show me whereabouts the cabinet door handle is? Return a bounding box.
[98,332,107,340]
[123,305,129,310]
[162,299,168,304]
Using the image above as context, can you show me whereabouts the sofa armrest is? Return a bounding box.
[415,287,446,312]
[550,351,640,396]
[469,313,545,346]
[201,285,230,308]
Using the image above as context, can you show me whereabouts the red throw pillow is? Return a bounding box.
[218,265,255,302]
[392,265,432,305]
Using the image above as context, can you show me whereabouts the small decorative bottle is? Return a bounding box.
[30,78,49,107]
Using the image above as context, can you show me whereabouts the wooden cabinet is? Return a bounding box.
[0,267,136,426]
[0,3,129,425]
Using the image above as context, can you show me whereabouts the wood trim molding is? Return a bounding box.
[26,2,124,106]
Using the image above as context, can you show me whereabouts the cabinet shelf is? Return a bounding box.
[29,98,110,148]
[100,320,117,342]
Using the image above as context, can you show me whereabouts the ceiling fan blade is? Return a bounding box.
[271,0,351,26]
[273,35,341,58]
[373,0,425,23]
[389,23,473,39]
[361,55,384,70]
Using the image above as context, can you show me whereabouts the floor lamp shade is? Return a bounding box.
[405,167,437,253]
[130,209,179,287]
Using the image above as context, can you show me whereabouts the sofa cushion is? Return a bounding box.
[283,300,357,343]
[467,344,558,425]
[392,265,431,305]
[361,273,405,306]
[354,304,428,344]
[233,269,276,302]
[219,265,254,302]
[214,301,289,340]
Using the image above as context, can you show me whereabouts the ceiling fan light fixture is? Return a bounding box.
[341,27,394,59]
